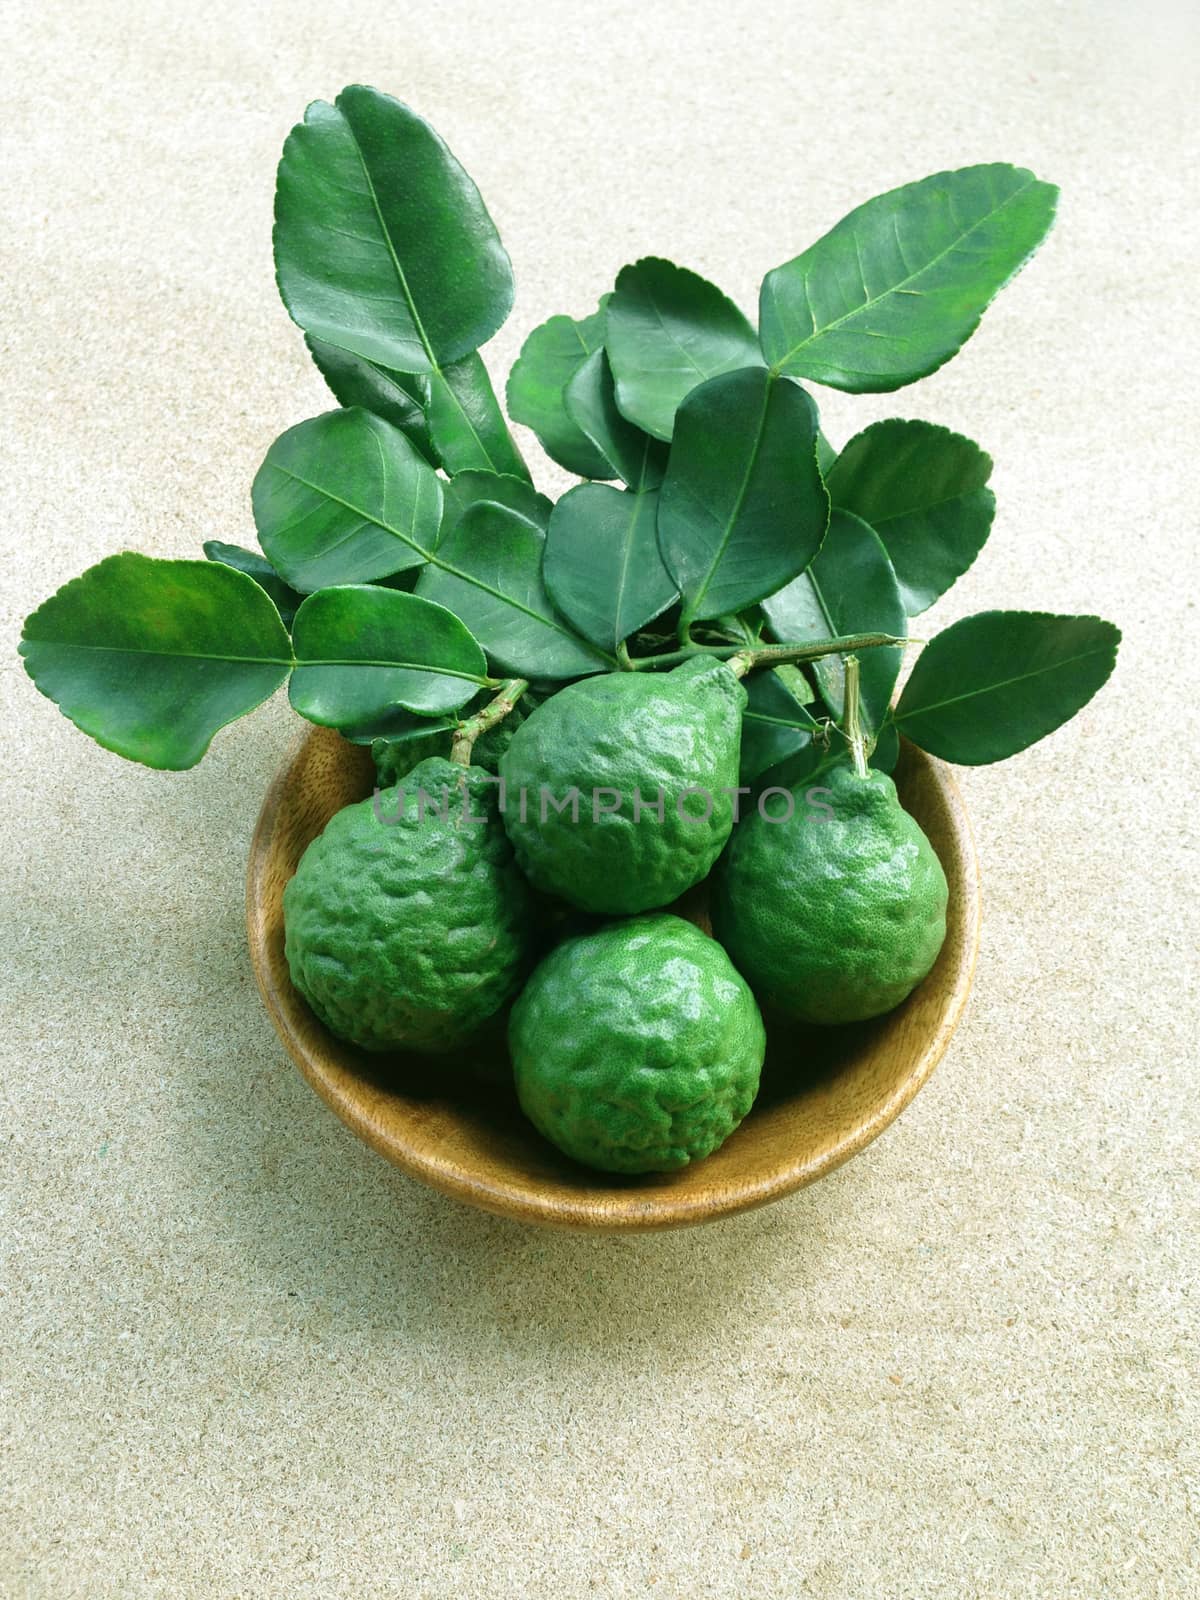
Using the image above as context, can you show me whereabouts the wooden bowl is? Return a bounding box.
[246,727,980,1230]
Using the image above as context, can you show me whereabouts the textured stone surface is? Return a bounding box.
[2,2,1197,1595]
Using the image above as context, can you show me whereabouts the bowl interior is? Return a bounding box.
[246,728,980,1230]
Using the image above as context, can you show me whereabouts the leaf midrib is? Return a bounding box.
[897,641,1113,721]
[682,377,774,621]
[27,637,489,684]
[770,173,1039,369]
[271,464,609,666]
[344,118,437,369]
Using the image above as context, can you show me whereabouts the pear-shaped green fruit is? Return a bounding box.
[498,656,746,914]
[284,757,536,1053]
[510,914,765,1173]
[712,764,948,1024]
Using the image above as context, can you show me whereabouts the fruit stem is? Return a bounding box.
[450,678,529,765]
[616,641,634,671]
[841,655,869,779]
[626,631,905,675]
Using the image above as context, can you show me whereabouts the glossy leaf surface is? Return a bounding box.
[761,509,906,728]
[658,367,828,624]
[203,540,304,626]
[418,500,611,678]
[290,585,487,726]
[506,303,612,477]
[894,611,1120,763]
[427,352,530,481]
[564,351,667,489]
[274,85,513,373]
[760,164,1058,391]
[304,335,436,463]
[739,667,821,785]
[19,554,291,770]
[827,418,995,614]
[437,471,552,553]
[544,484,677,652]
[606,258,762,440]
[252,408,442,592]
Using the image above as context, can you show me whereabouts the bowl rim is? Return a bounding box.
[246,727,982,1231]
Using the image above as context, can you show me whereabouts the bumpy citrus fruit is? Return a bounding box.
[498,656,746,915]
[284,757,535,1053]
[509,914,765,1173]
[712,764,948,1024]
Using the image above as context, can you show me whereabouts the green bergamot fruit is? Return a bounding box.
[498,656,745,915]
[284,756,536,1053]
[509,914,765,1173]
[711,764,948,1024]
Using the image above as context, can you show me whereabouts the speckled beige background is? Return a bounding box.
[3,1,1197,1595]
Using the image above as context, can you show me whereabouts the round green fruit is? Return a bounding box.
[712,764,948,1024]
[498,656,746,915]
[509,914,765,1174]
[283,757,536,1053]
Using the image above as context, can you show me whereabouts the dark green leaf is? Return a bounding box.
[739,667,820,784]
[658,367,829,624]
[428,352,530,481]
[203,540,304,626]
[761,508,907,728]
[606,258,763,440]
[827,419,995,614]
[19,554,291,770]
[544,484,677,653]
[564,351,668,489]
[417,501,612,679]
[760,164,1058,392]
[344,712,456,746]
[438,471,552,552]
[894,611,1120,764]
[871,721,900,773]
[274,85,513,373]
[370,718,458,770]
[290,586,488,727]
[816,428,837,477]
[304,335,437,464]
[506,303,612,477]
[252,408,442,592]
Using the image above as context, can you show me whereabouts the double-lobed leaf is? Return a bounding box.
[760,163,1058,392]
[761,508,906,729]
[19,554,292,770]
[827,419,995,614]
[544,483,677,653]
[274,85,513,374]
[564,350,667,489]
[506,303,612,477]
[658,367,829,625]
[894,610,1120,763]
[606,258,763,440]
[417,499,611,678]
[252,407,442,591]
[290,586,488,726]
